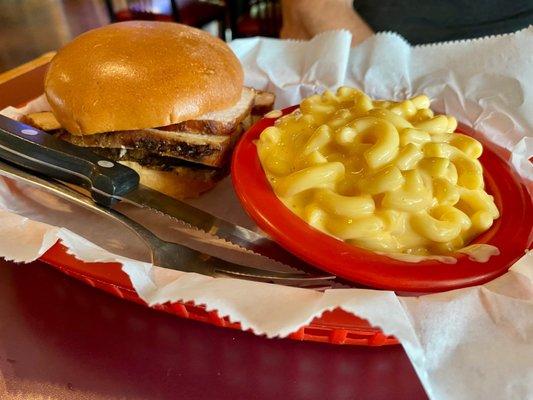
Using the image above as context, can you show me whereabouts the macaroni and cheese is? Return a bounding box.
[257,87,500,258]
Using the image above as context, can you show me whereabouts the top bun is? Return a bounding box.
[45,21,243,135]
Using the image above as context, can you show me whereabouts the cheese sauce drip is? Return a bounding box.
[256,87,500,260]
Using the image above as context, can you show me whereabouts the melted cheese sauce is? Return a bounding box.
[257,87,500,262]
[458,244,500,262]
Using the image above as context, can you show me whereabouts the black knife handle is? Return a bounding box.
[0,114,139,206]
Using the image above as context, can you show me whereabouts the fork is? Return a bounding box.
[0,160,334,288]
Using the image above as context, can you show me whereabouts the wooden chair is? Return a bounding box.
[104,0,227,39]
[228,0,281,38]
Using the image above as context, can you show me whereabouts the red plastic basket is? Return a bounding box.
[0,59,397,347]
[39,242,398,346]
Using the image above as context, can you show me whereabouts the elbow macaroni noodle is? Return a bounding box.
[257,87,500,257]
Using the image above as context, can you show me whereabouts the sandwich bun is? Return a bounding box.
[119,161,221,199]
[45,21,243,135]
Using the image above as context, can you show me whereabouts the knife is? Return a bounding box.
[0,159,334,287]
[0,114,331,277]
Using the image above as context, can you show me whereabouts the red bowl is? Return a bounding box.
[232,106,533,292]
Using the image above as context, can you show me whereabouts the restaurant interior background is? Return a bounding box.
[0,0,282,73]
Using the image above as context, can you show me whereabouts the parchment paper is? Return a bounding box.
[1,28,532,400]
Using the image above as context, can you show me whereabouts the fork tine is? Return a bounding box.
[154,240,335,286]
[211,258,335,282]
[216,270,334,289]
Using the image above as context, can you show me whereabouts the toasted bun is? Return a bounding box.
[119,161,219,199]
[45,21,243,135]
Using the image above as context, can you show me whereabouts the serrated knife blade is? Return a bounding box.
[116,185,325,273]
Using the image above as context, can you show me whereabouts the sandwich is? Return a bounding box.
[23,21,274,198]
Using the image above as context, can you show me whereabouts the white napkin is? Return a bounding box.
[1,28,533,400]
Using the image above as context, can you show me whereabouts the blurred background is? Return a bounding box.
[0,0,282,73]
[4,0,530,74]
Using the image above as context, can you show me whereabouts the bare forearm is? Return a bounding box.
[281,0,373,46]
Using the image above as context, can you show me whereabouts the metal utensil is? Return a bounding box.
[0,114,334,279]
[0,160,333,288]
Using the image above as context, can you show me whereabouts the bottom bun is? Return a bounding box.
[119,161,221,199]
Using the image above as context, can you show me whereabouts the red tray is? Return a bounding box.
[0,58,398,346]
[39,242,397,346]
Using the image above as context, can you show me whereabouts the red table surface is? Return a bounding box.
[0,259,427,399]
